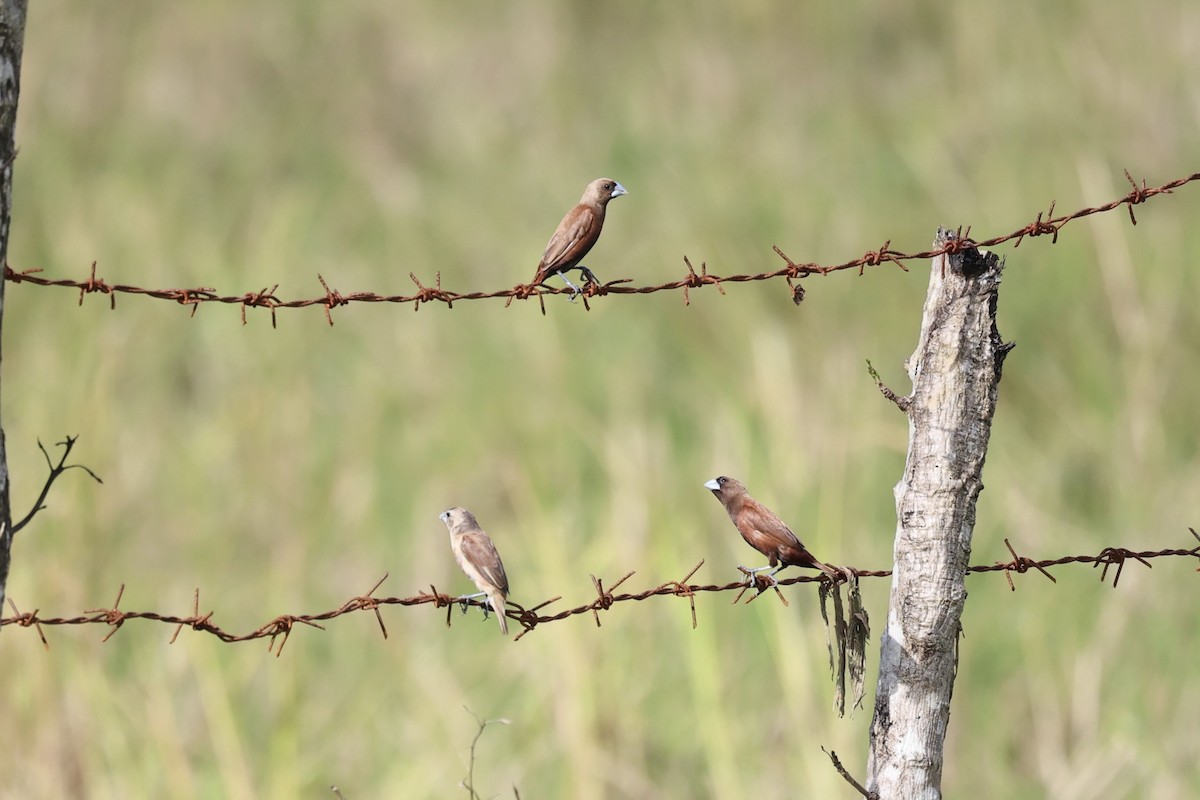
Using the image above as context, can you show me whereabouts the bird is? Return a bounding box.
[530,177,628,298]
[703,476,837,585]
[439,507,510,635]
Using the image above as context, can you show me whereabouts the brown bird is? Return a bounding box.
[531,177,628,297]
[439,507,510,635]
[704,476,837,584]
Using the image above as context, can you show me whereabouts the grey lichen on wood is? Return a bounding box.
[866,228,1011,799]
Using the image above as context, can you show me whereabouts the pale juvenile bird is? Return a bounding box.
[531,177,628,298]
[439,507,510,635]
[704,476,837,585]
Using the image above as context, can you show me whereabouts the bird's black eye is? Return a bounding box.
[718,477,727,485]
[604,182,614,190]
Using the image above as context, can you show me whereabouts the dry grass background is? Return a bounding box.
[0,2,1198,797]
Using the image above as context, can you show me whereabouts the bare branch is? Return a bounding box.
[461,707,512,800]
[11,435,103,536]
[823,747,876,799]
[865,359,911,412]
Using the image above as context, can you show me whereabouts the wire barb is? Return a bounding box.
[998,538,1058,591]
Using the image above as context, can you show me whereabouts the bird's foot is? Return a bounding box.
[738,565,777,589]
[578,266,599,286]
[456,592,486,615]
[824,564,847,584]
[556,271,583,302]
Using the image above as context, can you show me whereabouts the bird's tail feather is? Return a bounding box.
[490,592,509,635]
[814,558,840,579]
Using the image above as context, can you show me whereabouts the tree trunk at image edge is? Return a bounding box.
[0,0,28,611]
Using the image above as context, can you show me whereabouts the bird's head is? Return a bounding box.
[583,178,628,207]
[439,507,476,530]
[704,475,745,502]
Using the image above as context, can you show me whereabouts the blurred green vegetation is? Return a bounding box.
[1,2,1198,797]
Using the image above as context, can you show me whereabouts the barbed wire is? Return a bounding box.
[5,170,1197,324]
[3,531,1195,652]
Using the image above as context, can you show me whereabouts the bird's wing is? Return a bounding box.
[458,532,510,596]
[539,206,596,272]
[743,503,804,552]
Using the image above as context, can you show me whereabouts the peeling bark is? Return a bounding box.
[866,229,1011,798]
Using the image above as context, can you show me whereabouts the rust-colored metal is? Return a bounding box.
[1,533,1195,648]
[7,170,1194,323]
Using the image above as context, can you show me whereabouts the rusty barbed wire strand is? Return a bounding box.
[3,532,1196,650]
[4,170,1196,324]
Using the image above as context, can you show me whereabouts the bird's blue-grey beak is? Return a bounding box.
[612,182,628,198]
[703,478,721,491]
[439,510,451,523]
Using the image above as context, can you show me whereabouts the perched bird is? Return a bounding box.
[703,476,836,584]
[531,177,628,297]
[439,507,510,635]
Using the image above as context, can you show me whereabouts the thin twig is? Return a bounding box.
[462,707,511,800]
[11,436,102,536]
[822,747,876,799]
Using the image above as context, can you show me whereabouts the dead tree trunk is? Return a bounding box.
[866,229,1011,798]
[0,0,28,612]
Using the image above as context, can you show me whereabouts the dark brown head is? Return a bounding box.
[580,178,628,209]
[704,475,747,507]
